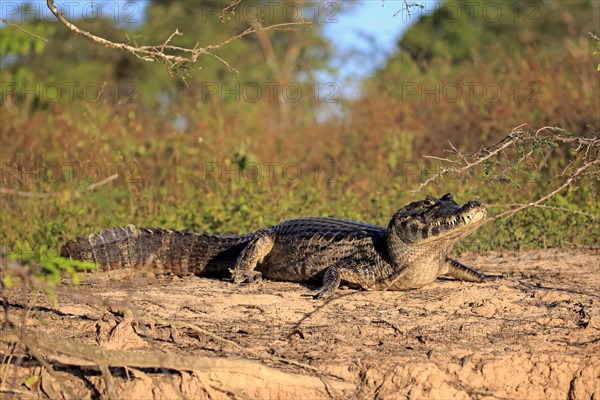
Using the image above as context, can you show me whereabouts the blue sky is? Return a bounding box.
[322,1,422,97]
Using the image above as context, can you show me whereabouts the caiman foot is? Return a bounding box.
[445,258,506,283]
[445,258,486,282]
[230,269,263,284]
[483,273,506,281]
[302,287,336,300]
[301,264,344,299]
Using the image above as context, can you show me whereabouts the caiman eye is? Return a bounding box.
[441,193,454,201]
[424,195,437,205]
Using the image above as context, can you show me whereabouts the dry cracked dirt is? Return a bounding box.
[1,248,599,399]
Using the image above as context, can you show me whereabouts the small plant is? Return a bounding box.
[2,241,98,292]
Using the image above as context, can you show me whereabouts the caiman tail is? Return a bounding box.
[61,225,252,275]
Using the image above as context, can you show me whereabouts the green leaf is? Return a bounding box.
[23,375,40,390]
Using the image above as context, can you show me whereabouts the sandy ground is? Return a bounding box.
[1,248,599,399]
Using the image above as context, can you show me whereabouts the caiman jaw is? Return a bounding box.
[424,203,487,243]
[432,203,487,227]
[390,194,487,245]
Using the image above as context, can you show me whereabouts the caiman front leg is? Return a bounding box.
[305,261,371,300]
[444,257,486,282]
[230,228,275,284]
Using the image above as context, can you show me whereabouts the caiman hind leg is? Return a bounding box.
[444,257,486,282]
[230,229,275,284]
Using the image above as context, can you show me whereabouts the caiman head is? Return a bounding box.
[388,193,486,246]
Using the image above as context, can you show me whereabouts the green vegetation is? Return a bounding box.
[1,0,598,262]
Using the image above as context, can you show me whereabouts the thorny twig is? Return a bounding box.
[486,159,599,224]
[0,18,48,42]
[487,204,599,221]
[415,125,599,223]
[220,0,244,22]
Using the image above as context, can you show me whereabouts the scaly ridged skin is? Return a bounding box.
[61,193,488,298]
[61,226,252,276]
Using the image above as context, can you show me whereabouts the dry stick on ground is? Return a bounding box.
[414,125,599,225]
[46,0,309,75]
[98,363,119,400]
[146,316,324,374]
[2,325,353,396]
[53,286,324,375]
[0,263,77,399]
[1,260,342,395]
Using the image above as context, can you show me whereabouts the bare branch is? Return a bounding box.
[1,173,118,199]
[159,29,182,53]
[414,125,598,193]
[220,0,244,22]
[45,0,309,75]
[415,124,599,224]
[422,155,459,163]
[414,124,529,192]
[206,22,310,52]
[84,173,119,191]
[487,203,599,221]
[484,159,599,223]
[0,17,48,42]
[0,188,55,199]
[393,1,426,18]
